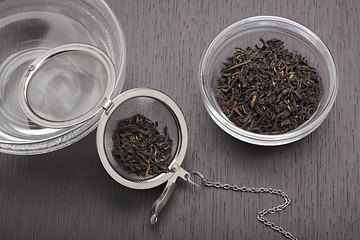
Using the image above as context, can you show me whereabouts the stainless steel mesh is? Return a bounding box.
[26,51,108,122]
[103,96,180,182]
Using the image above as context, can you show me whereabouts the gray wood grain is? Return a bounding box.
[0,0,359,239]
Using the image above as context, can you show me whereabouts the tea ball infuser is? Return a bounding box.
[19,43,297,239]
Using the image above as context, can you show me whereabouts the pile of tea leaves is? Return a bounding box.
[216,38,321,134]
[112,114,173,177]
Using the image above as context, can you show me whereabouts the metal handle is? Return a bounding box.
[150,166,189,224]
[150,181,177,224]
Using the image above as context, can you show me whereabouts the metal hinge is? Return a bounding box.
[101,98,114,114]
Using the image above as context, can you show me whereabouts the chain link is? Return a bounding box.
[188,171,297,240]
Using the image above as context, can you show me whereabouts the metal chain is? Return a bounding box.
[187,171,297,240]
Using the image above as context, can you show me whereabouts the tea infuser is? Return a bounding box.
[19,43,297,240]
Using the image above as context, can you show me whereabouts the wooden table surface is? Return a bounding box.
[1,0,359,239]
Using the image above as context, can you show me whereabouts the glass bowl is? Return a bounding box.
[0,0,126,154]
[199,16,338,146]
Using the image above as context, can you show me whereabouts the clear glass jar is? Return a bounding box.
[0,0,126,154]
[199,16,338,146]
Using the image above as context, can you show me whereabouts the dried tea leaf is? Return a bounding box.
[216,38,321,134]
[112,114,173,177]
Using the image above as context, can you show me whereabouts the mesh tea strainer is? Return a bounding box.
[18,43,191,224]
[19,43,297,239]
[97,88,190,224]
